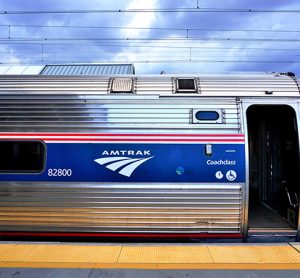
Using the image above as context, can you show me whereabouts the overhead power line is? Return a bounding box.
[1,42,300,52]
[1,8,300,15]
[1,24,300,33]
[1,37,300,43]
[1,59,299,64]
[2,49,297,57]
[2,50,298,56]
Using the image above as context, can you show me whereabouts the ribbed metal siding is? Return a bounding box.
[199,75,299,95]
[40,64,135,75]
[0,94,240,133]
[0,74,298,95]
[0,183,242,233]
[0,74,251,235]
[134,75,299,95]
[0,65,44,75]
[135,77,174,94]
[0,76,111,92]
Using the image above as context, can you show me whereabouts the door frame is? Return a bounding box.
[240,98,300,241]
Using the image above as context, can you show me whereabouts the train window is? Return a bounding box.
[195,111,219,121]
[176,78,198,93]
[192,109,224,123]
[0,141,45,173]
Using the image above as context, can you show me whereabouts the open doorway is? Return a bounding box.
[247,105,299,231]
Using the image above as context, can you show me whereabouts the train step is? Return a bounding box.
[247,228,297,242]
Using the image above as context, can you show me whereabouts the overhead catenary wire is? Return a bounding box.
[0,4,298,73]
[1,37,300,43]
[1,8,300,14]
[3,51,298,59]
[1,42,300,52]
[1,50,299,56]
[1,59,299,64]
[1,24,300,33]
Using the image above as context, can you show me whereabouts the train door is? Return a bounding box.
[247,105,299,236]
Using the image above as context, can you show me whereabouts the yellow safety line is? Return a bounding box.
[0,262,300,270]
[0,243,299,270]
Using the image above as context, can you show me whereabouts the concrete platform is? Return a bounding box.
[0,242,300,270]
[0,269,300,278]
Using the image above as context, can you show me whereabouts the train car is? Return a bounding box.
[0,70,299,242]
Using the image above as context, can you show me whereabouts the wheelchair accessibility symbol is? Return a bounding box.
[226,170,237,181]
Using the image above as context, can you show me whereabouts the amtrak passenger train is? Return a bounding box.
[0,69,299,241]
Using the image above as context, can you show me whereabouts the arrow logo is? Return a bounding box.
[94,156,154,177]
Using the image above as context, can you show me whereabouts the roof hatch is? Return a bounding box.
[110,78,134,93]
[176,78,198,93]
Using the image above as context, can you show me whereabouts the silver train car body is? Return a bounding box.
[0,72,300,241]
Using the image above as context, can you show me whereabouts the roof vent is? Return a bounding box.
[176,78,198,93]
[111,78,134,93]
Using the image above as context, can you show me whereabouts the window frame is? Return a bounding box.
[110,77,135,93]
[0,140,47,174]
[192,109,224,124]
[175,78,198,93]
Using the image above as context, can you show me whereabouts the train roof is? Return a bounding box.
[0,70,299,97]
[0,63,135,75]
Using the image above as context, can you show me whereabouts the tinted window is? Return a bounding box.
[0,141,45,173]
[195,111,219,121]
[177,79,196,90]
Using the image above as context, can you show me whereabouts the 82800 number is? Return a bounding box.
[47,168,72,177]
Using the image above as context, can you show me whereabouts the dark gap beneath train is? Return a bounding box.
[247,105,299,232]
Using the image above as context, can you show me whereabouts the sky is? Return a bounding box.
[0,0,299,75]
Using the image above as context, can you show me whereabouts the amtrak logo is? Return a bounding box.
[94,151,154,177]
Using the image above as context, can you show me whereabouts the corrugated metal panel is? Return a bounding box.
[0,183,242,234]
[0,73,249,235]
[0,65,44,75]
[0,76,111,92]
[0,73,298,96]
[40,64,135,75]
[0,94,239,133]
[135,74,299,95]
[199,75,299,94]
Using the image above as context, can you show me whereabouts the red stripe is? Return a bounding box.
[43,138,244,142]
[0,133,244,137]
[0,138,244,142]
[0,231,243,239]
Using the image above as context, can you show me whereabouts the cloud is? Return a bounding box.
[0,0,299,76]
[121,0,158,37]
